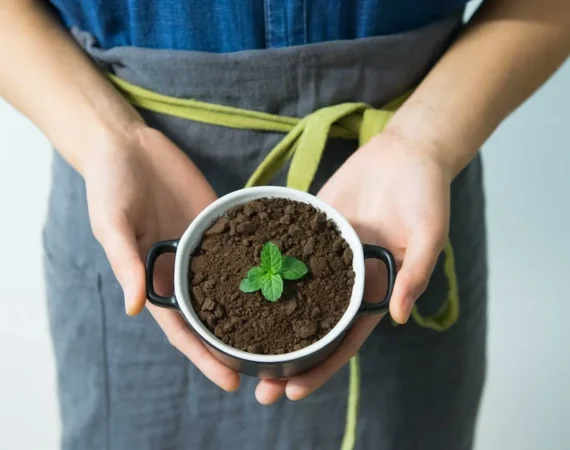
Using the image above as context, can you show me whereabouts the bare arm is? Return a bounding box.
[0,0,240,392]
[266,0,570,401]
[0,0,142,173]
[386,0,570,178]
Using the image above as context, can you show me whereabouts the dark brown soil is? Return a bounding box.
[188,197,354,355]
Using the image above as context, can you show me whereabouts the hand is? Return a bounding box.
[255,130,452,403]
[84,126,240,392]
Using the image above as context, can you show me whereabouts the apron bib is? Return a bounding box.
[43,15,487,450]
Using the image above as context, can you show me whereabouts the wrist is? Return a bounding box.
[69,110,146,176]
[378,126,456,183]
[384,102,482,179]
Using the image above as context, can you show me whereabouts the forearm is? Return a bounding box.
[0,0,143,174]
[386,0,570,178]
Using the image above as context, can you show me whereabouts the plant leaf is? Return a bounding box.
[240,276,263,293]
[247,266,266,280]
[261,274,283,302]
[260,242,282,274]
[239,267,267,293]
[280,256,309,280]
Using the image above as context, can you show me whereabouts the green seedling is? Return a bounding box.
[239,242,308,301]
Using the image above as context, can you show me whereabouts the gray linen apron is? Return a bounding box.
[43,14,487,450]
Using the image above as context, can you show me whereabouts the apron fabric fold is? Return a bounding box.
[44,15,487,450]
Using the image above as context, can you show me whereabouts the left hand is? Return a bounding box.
[255,129,453,404]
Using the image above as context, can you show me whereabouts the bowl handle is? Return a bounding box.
[145,239,180,309]
[357,244,396,316]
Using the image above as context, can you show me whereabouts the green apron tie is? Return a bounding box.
[109,74,459,450]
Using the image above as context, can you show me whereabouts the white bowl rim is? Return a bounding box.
[173,186,365,363]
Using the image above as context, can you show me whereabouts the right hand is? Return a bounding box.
[83,125,240,392]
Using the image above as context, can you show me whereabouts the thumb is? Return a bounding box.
[390,230,444,324]
[95,215,146,316]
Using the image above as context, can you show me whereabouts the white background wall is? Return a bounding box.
[0,8,569,450]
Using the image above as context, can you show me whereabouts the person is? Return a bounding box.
[2,1,569,449]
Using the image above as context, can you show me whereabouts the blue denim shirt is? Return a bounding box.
[50,1,468,53]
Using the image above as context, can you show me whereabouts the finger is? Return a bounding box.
[285,314,381,401]
[255,379,287,405]
[95,215,146,315]
[148,303,241,392]
[389,230,443,324]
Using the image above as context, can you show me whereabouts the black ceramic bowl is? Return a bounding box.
[145,186,395,378]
